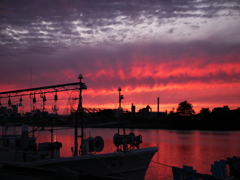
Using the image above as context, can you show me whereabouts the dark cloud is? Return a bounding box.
[1,0,239,56]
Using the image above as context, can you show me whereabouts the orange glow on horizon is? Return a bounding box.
[1,79,240,115]
[1,56,240,116]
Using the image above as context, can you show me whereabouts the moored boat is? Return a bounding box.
[0,74,158,180]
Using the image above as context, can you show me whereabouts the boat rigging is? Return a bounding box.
[0,74,87,156]
[0,74,158,180]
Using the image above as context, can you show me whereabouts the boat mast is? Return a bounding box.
[74,74,86,156]
[118,87,122,109]
[117,87,125,135]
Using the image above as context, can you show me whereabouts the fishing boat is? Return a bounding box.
[0,74,158,180]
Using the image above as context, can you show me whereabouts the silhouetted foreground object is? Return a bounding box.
[177,101,195,116]
[0,75,158,180]
[173,156,240,180]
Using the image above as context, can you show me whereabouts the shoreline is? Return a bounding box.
[1,121,240,132]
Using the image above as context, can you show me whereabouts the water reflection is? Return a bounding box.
[2,127,240,179]
[142,130,240,180]
[124,129,240,179]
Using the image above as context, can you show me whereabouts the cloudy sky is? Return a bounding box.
[0,0,240,114]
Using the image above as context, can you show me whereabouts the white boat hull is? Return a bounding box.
[25,147,158,180]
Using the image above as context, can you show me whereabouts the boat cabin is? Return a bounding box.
[0,124,62,162]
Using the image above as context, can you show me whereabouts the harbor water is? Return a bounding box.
[2,127,240,179]
[35,128,240,179]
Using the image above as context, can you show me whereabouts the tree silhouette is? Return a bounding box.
[198,107,211,120]
[177,101,195,116]
[199,108,211,115]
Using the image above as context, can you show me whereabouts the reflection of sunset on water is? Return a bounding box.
[35,128,240,179]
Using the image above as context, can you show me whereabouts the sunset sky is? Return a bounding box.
[0,0,240,114]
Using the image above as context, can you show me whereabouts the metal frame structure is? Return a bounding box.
[0,74,87,157]
[0,82,85,98]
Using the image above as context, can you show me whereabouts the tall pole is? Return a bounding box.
[118,87,122,109]
[79,74,84,155]
[117,87,125,135]
[74,74,84,156]
[74,74,87,156]
[117,87,121,134]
